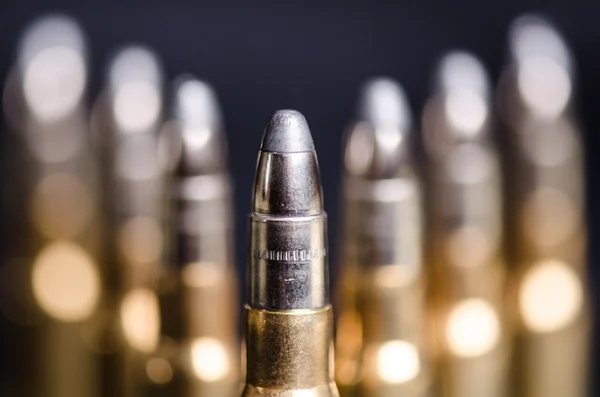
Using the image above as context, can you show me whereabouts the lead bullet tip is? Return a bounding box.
[261,110,314,153]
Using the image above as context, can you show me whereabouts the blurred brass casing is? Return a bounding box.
[336,77,432,397]
[335,174,365,397]
[500,99,590,397]
[360,265,431,397]
[506,118,590,397]
[498,16,590,397]
[422,52,509,397]
[426,136,510,397]
[342,176,431,397]
[89,46,167,397]
[335,260,363,396]
[183,265,239,395]
[242,305,338,397]
[143,77,240,397]
[151,263,239,396]
[336,78,431,397]
[1,15,103,397]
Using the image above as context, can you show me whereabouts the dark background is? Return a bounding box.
[0,0,598,391]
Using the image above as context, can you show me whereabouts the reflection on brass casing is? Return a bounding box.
[0,14,104,397]
[423,51,509,397]
[360,265,431,397]
[351,178,431,397]
[499,15,590,397]
[90,45,167,397]
[242,305,338,397]
[336,78,430,397]
[142,77,240,397]
[148,263,239,397]
[426,133,509,397]
[502,95,589,397]
[335,259,363,396]
[504,119,590,397]
[181,266,238,353]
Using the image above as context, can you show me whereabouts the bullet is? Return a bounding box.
[335,78,432,397]
[146,76,239,396]
[498,15,590,397]
[96,45,166,396]
[1,14,101,397]
[422,51,509,397]
[241,110,339,397]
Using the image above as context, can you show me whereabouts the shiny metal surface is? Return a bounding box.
[242,110,338,396]
[249,110,327,310]
[423,51,508,397]
[336,78,431,397]
[499,15,589,397]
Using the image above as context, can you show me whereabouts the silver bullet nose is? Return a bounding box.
[253,110,323,217]
[107,45,163,135]
[17,14,87,123]
[508,14,573,119]
[173,76,227,175]
[19,14,86,67]
[346,78,412,178]
[433,50,491,140]
[250,109,327,309]
[509,14,571,70]
[261,109,315,153]
[357,77,411,133]
[436,51,489,99]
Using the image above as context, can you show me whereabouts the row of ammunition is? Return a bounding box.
[2,14,239,397]
[0,11,590,397]
[336,15,589,397]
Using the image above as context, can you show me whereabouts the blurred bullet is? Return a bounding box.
[422,51,509,397]
[145,76,239,396]
[498,15,590,397]
[241,110,339,397]
[335,78,432,397]
[93,44,166,397]
[1,14,101,397]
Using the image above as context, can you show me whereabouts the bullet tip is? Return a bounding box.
[437,50,489,98]
[261,110,314,153]
[19,14,86,67]
[509,14,570,69]
[174,76,222,132]
[357,77,411,132]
